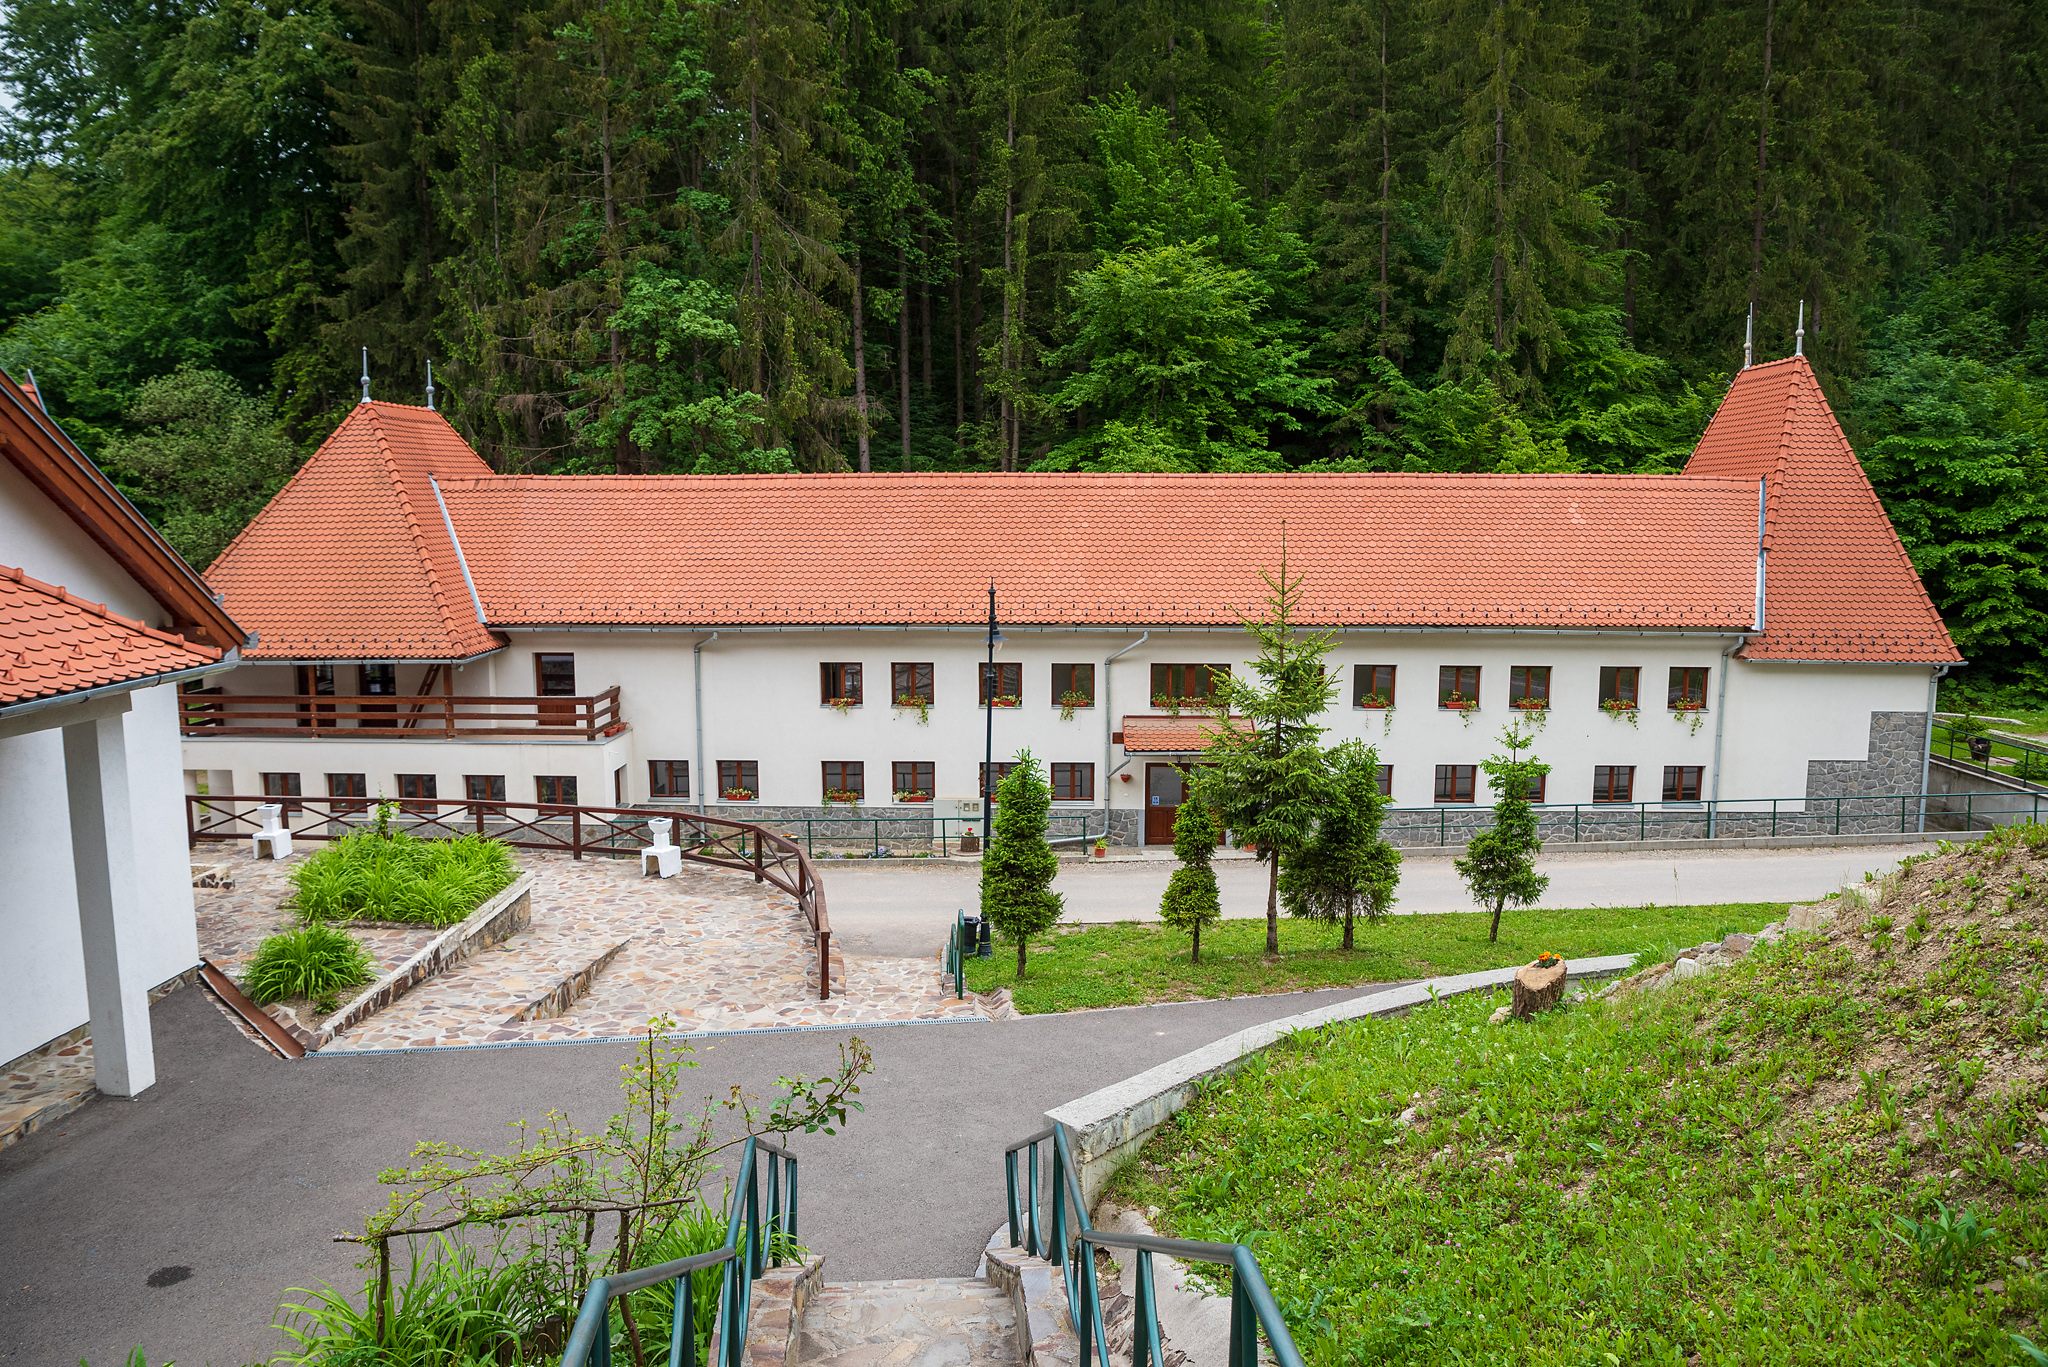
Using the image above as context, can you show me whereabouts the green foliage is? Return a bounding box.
[1159,793,1222,962]
[1453,722,1551,942]
[980,750,1064,974]
[242,924,374,1004]
[1194,547,1338,953]
[1279,740,1402,948]
[289,830,517,926]
[1885,1200,1997,1285]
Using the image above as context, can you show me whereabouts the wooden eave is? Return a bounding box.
[0,370,245,651]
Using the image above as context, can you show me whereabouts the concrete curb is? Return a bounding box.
[984,1244,1081,1367]
[1046,954,1636,1209]
[281,872,535,1051]
[743,1255,825,1366]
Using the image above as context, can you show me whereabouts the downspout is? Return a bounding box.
[694,633,720,815]
[1099,632,1150,843]
[1711,479,1769,838]
[1919,663,1952,833]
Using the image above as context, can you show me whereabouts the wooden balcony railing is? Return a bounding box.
[178,686,624,739]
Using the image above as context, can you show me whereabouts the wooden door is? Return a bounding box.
[1145,763,1187,844]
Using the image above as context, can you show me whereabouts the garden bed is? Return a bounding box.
[289,826,519,926]
[1116,826,2048,1361]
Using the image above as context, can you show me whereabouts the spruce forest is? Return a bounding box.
[0,0,2043,695]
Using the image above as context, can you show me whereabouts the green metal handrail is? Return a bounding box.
[557,1136,796,1366]
[1932,718,2048,791]
[1377,789,2040,846]
[946,909,967,999]
[1003,1125,1303,1367]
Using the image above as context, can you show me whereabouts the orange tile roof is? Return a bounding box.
[1684,356,1960,663]
[0,566,223,705]
[1120,714,1250,752]
[436,472,1765,630]
[206,402,501,661]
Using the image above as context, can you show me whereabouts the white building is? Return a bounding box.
[186,355,1959,846]
[1,372,244,1092]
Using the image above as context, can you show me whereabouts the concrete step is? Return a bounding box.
[796,1276,1022,1366]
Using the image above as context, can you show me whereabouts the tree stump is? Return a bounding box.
[1510,959,1568,1020]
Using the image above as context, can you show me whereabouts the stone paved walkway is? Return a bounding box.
[798,1277,1022,1366]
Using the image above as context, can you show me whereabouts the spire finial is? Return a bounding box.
[1794,301,1806,357]
[1743,304,1754,370]
[359,347,371,405]
[425,359,436,412]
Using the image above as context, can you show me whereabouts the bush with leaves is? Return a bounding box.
[242,924,374,1004]
[1159,792,1223,963]
[1453,723,1551,942]
[290,829,517,925]
[1280,740,1402,949]
[980,750,1065,976]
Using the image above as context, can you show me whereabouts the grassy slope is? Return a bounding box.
[1116,827,2048,1364]
[963,905,1789,1013]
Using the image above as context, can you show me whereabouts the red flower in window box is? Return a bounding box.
[1508,698,1548,712]
[1669,700,1706,713]
[824,789,863,804]
[895,791,933,803]
[1440,694,1477,711]
[987,695,1022,709]
[1601,698,1639,716]
[720,787,756,801]
[1355,693,1392,709]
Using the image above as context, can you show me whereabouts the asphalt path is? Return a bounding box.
[827,842,1926,957]
[0,980,1393,1366]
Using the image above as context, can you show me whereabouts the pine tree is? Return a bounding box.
[1453,722,1551,942]
[980,749,1064,975]
[1159,789,1222,963]
[1279,740,1402,949]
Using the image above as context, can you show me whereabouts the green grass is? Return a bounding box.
[962,903,1789,1013]
[1117,827,2048,1364]
[289,829,518,925]
[243,923,375,1004]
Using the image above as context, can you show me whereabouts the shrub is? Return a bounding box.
[289,830,517,925]
[1159,794,1222,963]
[243,924,374,1004]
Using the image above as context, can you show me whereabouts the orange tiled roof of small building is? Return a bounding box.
[1684,356,1960,663]
[436,472,1766,629]
[1121,714,1251,752]
[0,566,222,704]
[206,401,501,661]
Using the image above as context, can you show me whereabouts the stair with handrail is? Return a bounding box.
[557,1126,1303,1366]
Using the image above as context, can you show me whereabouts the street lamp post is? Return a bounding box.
[982,581,1005,848]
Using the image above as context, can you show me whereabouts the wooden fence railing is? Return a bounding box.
[178,687,624,739]
[185,794,831,1000]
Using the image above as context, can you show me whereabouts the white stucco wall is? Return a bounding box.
[0,682,200,1062]
[0,459,164,627]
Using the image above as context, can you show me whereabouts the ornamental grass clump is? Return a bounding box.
[290,829,516,925]
[243,924,374,1004]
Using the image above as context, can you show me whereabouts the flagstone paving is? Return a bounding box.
[192,847,982,1053]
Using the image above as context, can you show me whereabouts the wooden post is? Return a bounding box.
[443,662,455,737]
[572,806,582,860]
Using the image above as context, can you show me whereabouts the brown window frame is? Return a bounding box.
[1376,765,1393,797]
[534,653,578,696]
[892,662,934,705]
[1052,663,1095,708]
[464,774,506,802]
[1507,666,1551,708]
[979,761,1020,797]
[1599,667,1640,707]
[295,664,336,729]
[892,760,935,799]
[821,662,863,706]
[326,772,367,798]
[980,661,1023,707]
[1434,764,1476,803]
[1662,765,1704,802]
[1051,762,1095,801]
[1525,772,1548,803]
[1438,665,1480,709]
[649,760,690,800]
[718,760,759,800]
[261,772,303,813]
[536,774,579,806]
[1592,765,1635,803]
[1354,664,1396,708]
[396,773,437,811]
[1668,667,1709,709]
[359,661,399,728]
[1151,663,1229,704]
[822,760,865,801]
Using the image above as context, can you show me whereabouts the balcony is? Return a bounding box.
[178,687,624,740]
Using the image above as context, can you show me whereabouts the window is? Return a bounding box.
[892,662,934,705]
[396,774,437,811]
[1599,667,1640,706]
[1592,765,1635,803]
[1438,665,1480,708]
[980,661,1022,706]
[295,664,335,729]
[1526,772,1548,802]
[327,772,367,798]
[893,761,935,799]
[1354,665,1396,707]
[649,761,690,800]
[1052,663,1095,708]
[262,772,302,813]
[537,775,579,805]
[614,765,627,806]
[1377,765,1393,797]
[1151,664,1228,704]
[1668,667,1709,709]
[822,761,864,801]
[979,761,1020,796]
[360,662,398,728]
[1434,765,1476,803]
[465,774,506,802]
[1508,666,1551,707]
[1051,763,1095,801]
[821,662,863,705]
[535,654,578,696]
[1662,765,1703,802]
[718,760,759,800]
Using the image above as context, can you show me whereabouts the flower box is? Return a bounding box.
[1356,697,1392,709]
[824,790,863,805]
[1440,700,1478,712]
[720,788,756,802]
[986,696,1022,709]
[1669,701,1706,713]
[1508,699,1549,712]
[896,792,933,804]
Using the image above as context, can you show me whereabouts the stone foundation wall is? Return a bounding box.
[1806,710,1931,802]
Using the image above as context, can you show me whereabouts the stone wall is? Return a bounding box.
[1806,710,1930,802]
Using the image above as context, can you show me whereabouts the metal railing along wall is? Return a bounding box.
[1004,1125,1304,1367]
[1932,718,2048,793]
[185,795,833,1000]
[558,1136,797,1367]
[1378,790,2041,847]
